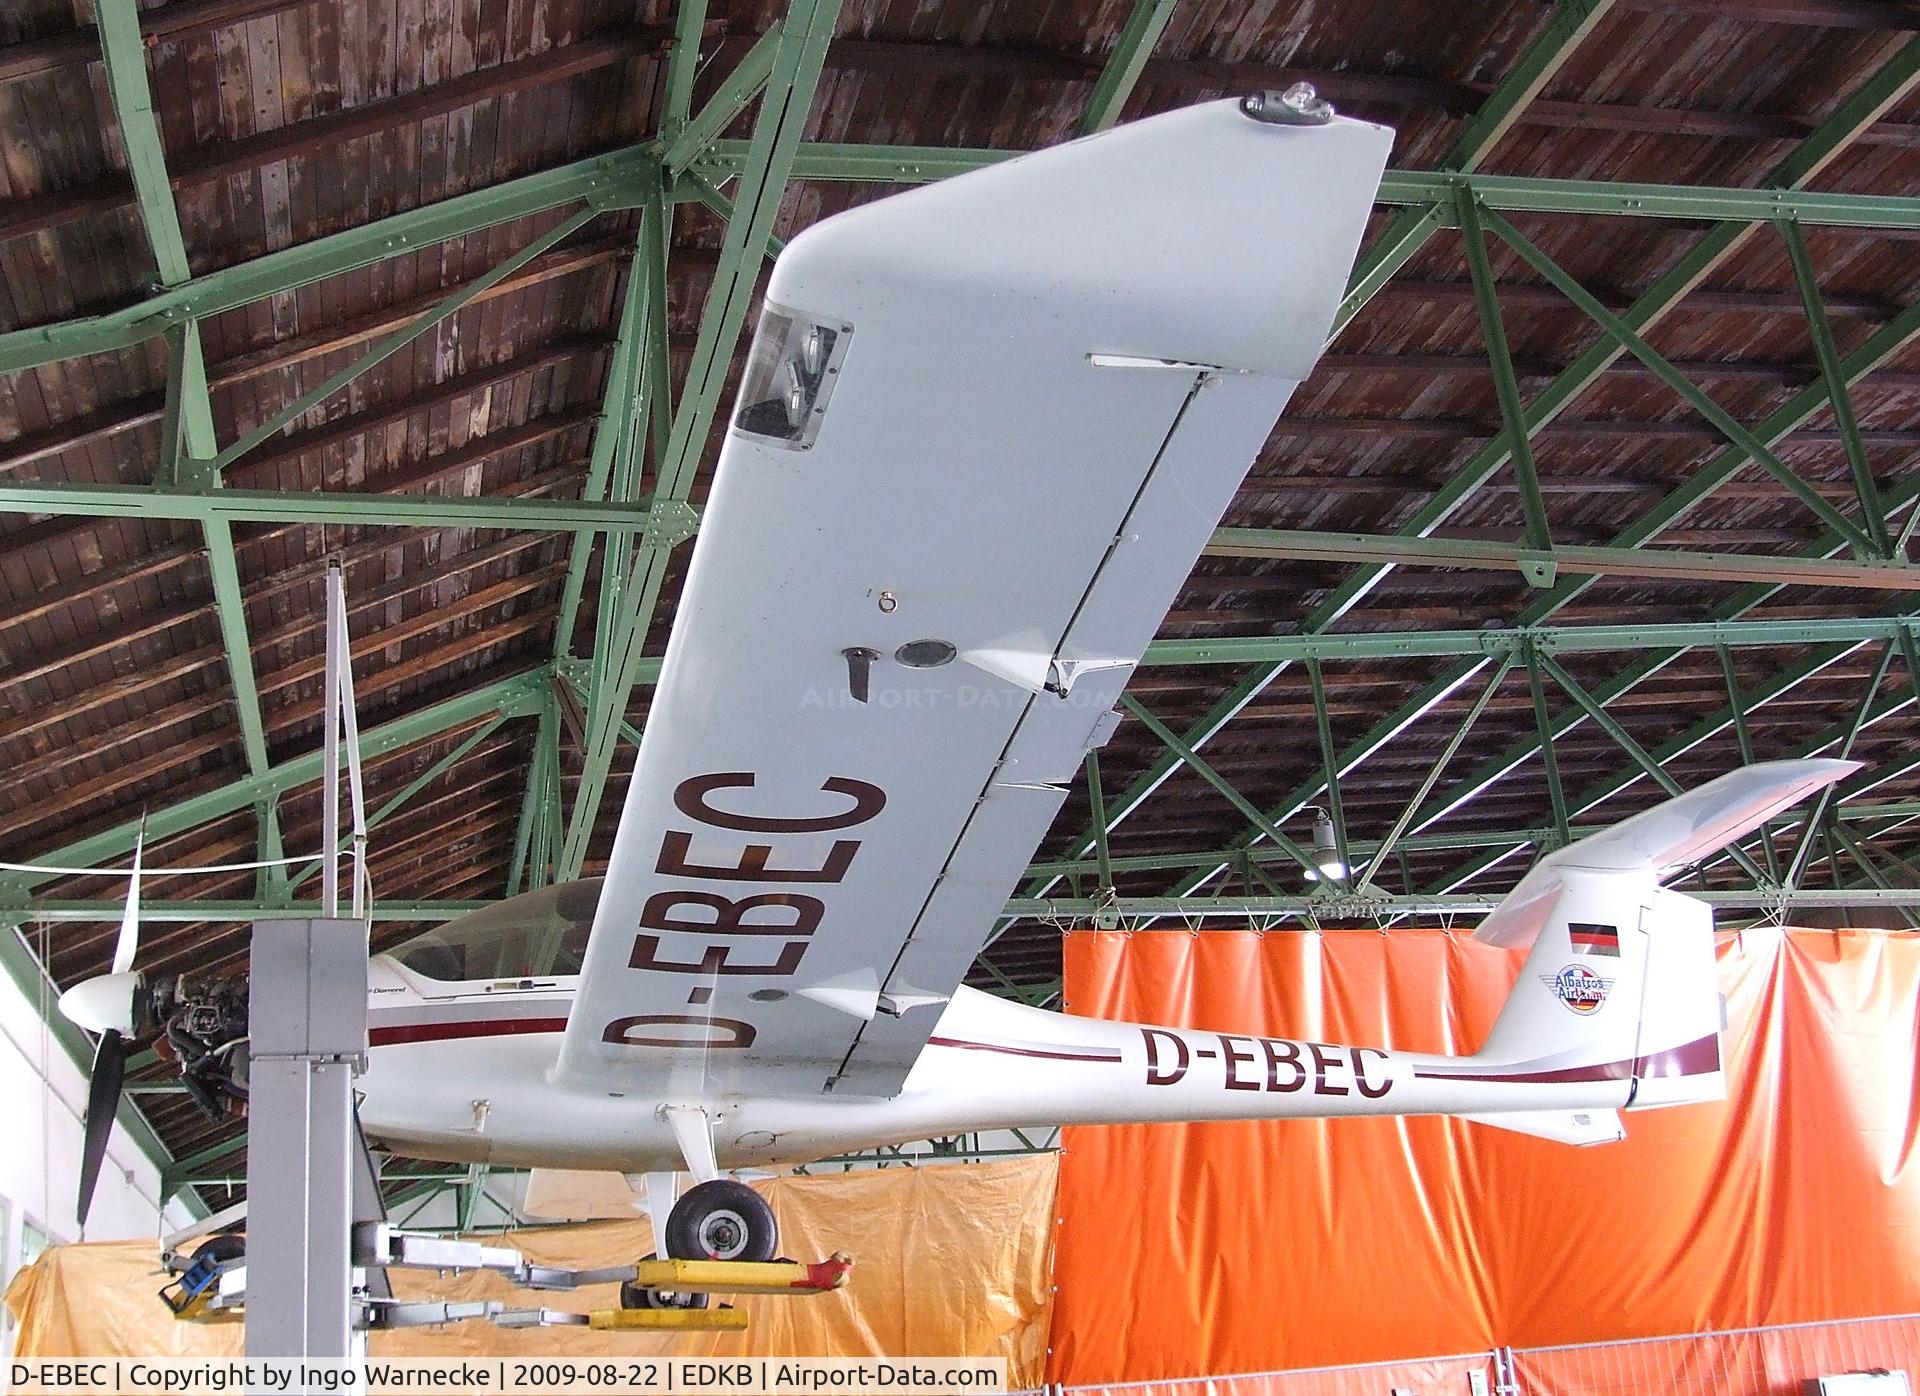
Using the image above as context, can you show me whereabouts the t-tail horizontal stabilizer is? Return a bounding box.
[1453,758,1858,1129]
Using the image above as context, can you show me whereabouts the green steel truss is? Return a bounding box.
[9,0,1920,1202]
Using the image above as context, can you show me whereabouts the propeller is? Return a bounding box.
[57,821,148,1229]
[75,1028,127,1228]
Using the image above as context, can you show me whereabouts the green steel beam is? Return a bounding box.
[161,1134,248,1197]
[691,149,1920,233]
[210,208,599,475]
[661,1,714,142]
[591,175,674,720]
[1525,645,1573,846]
[16,42,1920,387]
[1716,644,1782,881]
[1422,436,1920,894]
[0,480,694,535]
[15,21,1920,971]
[23,878,1920,929]
[1033,820,1560,883]
[1787,639,1897,886]
[1690,656,1917,891]
[1328,0,1621,334]
[691,140,1006,184]
[507,690,558,898]
[1271,50,1920,638]
[678,168,789,258]
[553,196,667,663]
[1441,627,1915,894]
[0,672,546,893]
[156,322,213,486]
[86,1,248,1206]
[98,0,189,285]
[1385,306,1920,881]
[1000,887,1920,919]
[1083,750,1114,892]
[101,1,274,844]
[1376,168,1920,229]
[457,1164,490,1233]
[1456,190,1552,553]
[1118,693,1320,875]
[0,148,648,375]
[15,901,496,923]
[538,692,565,885]
[1357,656,1515,890]
[288,714,510,894]
[1846,800,1920,821]
[1436,1,1619,179]
[1152,660,1505,902]
[1077,0,1181,135]
[1140,614,1920,666]
[1826,822,1920,930]
[1778,217,1890,556]
[558,0,846,882]
[0,8,1624,380]
[1482,207,1878,552]
[37,782,1920,923]
[1837,819,1920,881]
[1205,527,1920,589]
[158,323,281,870]
[1033,797,1920,884]
[664,23,785,176]
[551,77,678,888]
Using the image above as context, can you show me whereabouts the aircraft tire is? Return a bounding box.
[664,1179,778,1263]
[191,1233,247,1265]
[620,1272,709,1311]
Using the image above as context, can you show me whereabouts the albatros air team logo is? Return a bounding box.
[1541,964,1614,1016]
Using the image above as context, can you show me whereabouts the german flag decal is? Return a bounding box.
[1568,922,1622,957]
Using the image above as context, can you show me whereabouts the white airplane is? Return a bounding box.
[54,92,1857,1294]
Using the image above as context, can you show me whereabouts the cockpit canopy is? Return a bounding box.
[389,878,603,982]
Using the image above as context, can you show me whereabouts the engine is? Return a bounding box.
[151,974,251,1119]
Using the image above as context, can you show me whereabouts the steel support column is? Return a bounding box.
[245,918,368,1359]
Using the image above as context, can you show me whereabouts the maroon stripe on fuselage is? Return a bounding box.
[928,1036,1122,1064]
[370,1016,569,1046]
[1411,1033,1720,1086]
[1633,1033,1722,1079]
[367,1019,1124,1062]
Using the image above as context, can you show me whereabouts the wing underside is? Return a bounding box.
[552,99,1394,1100]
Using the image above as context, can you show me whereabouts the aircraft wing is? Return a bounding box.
[553,98,1393,1099]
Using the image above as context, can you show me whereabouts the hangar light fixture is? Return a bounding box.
[1303,807,1347,883]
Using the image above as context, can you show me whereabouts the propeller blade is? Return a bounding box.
[77,1027,127,1229]
[111,821,144,975]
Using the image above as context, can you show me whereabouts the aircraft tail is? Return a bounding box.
[1460,759,1857,1126]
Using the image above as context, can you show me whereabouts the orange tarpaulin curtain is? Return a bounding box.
[6,1155,1058,1386]
[1050,926,1920,1386]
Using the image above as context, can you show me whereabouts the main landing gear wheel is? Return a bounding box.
[665,1179,778,1263]
[191,1233,246,1266]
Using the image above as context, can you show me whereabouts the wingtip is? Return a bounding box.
[1757,756,1863,789]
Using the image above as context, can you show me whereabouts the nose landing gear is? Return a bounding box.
[666,1179,779,1263]
[618,1178,782,1311]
